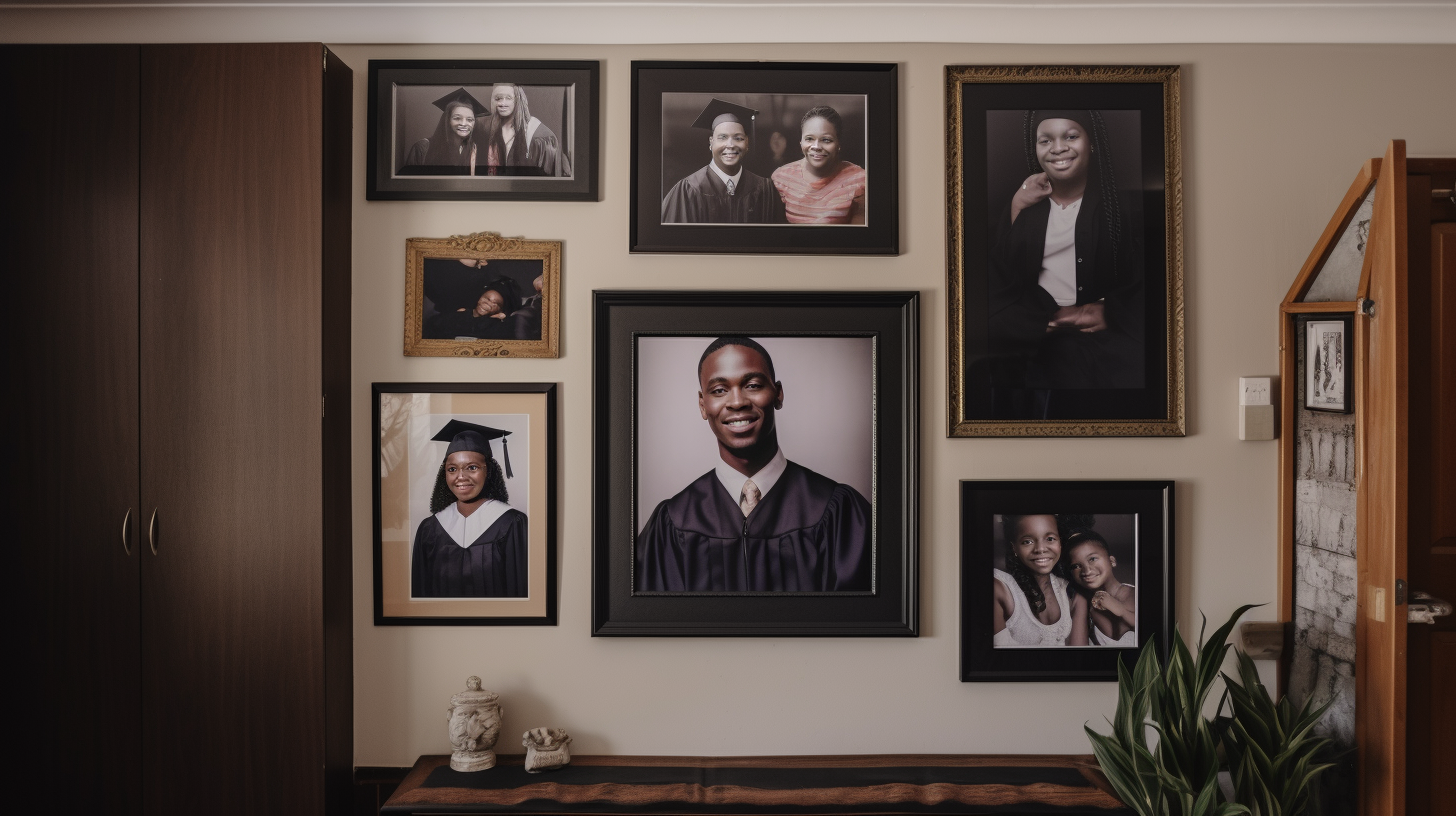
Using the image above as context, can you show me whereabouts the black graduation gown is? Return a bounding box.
[660,165,787,224]
[398,138,479,176]
[411,508,528,598]
[635,461,871,592]
[424,309,514,341]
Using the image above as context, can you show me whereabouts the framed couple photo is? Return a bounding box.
[946,65,1185,437]
[960,480,1174,682]
[630,61,899,255]
[592,291,919,636]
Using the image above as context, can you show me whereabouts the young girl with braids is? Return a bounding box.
[986,110,1144,409]
[992,514,1077,647]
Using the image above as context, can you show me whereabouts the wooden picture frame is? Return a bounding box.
[960,480,1174,681]
[1301,315,1354,413]
[372,382,557,626]
[946,65,1184,437]
[630,61,899,255]
[403,232,560,359]
[367,59,599,201]
[592,290,919,636]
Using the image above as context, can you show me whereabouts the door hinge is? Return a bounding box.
[1395,578,1408,605]
[322,393,326,419]
[323,47,329,72]
[1358,298,1376,317]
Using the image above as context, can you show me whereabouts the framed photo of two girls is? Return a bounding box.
[946,65,1185,438]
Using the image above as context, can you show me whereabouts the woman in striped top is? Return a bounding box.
[771,106,867,225]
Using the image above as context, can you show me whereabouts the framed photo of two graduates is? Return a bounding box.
[630,61,899,255]
[373,383,557,625]
[591,291,919,636]
[946,65,1185,437]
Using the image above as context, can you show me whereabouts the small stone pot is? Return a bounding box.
[522,727,572,772]
[446,677,502,772]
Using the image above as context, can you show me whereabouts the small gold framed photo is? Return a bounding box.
[404,231,561,358]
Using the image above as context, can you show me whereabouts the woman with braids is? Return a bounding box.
[987,110,1144,409]
[400,88,487,175]
[484,83,571,177]
[992,514,1079,647]
[410,423,528,598]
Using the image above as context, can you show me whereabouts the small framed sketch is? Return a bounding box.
[1302,315,1353,413]
[630,60,899,255]
[592,290,919,636]
[404,232,560,358]
[367,59,599,201]
[960,480,1173,681]
[946,65,1184,437]
[373,383,557,625]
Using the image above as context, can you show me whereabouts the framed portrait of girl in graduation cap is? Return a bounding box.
[368,60,599,201]
[630,61,899,255]
[373,383,557,625]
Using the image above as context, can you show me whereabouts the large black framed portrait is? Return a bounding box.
[592,291,919,636]
[960,480,1174,681]
[367,60,599,201]
[947,65,1184,437]
[630,61,899,255]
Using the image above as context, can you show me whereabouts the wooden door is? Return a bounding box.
[3,44,143,815]
[138,44,327,815]
[1355,143,1456,816]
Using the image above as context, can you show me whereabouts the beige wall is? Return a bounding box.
[333,42,1456,766]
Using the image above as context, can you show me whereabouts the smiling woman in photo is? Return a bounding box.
[400,88,487,175]
[483,83,571,177]
[771,105,867,225]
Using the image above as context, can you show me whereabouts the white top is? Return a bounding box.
[1038,197,1081,307]
[435,500,512,548]
[993,568,1073,647]
[708,161,744,191]
[714,448,787,505]
[1090,583,1138,647]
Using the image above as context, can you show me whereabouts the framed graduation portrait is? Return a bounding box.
[960,480,1173,682]
[946,65,1185,437]
[367,59,599,201]
[630,61,899,255]
[403,231,561,359]
[592,291,919,636]
[373,383,557,625]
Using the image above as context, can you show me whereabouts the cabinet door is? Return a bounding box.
[3,44,143,816]
[139,44,326,815]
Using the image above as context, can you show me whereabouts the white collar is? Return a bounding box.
[435,499,511,548]
[714,448,787,506]
[708,162,743,189]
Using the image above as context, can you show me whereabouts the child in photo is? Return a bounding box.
[1065,529,1136,647]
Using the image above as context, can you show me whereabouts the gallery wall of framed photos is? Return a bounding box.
[326,41,1456,767]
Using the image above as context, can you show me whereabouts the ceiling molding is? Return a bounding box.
[3,2,1454,44]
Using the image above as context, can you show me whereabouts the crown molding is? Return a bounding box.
[3,2,1454,44]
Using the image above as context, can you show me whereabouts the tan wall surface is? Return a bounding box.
[336,42,1456,766]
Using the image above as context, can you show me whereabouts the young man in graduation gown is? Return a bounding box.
[660,99,787,225]
[635,336,872,592]
[411,421,528,598]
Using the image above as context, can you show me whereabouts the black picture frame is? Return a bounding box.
[630,61,899,255]
[367,60,599,201]
[960,480,1174,681]
[592,291,919,636]
[1301,314,1354,413]
[946,65,1184,437]
[373,382,557,625]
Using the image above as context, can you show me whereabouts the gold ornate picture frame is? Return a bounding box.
[404,231,562,358]
[945,65,1184,437]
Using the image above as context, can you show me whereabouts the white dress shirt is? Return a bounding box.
[713,448,787,507]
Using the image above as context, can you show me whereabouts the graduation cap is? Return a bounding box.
[432,419,512,478]
[431,87,489,118]
[690,98,758,140]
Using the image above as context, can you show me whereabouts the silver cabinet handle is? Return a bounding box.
[122,508,133,556]
[148,509,159,556]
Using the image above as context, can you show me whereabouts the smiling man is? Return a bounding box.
[661,98,786,224]
[635,336,871,592]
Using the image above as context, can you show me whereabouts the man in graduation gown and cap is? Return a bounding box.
[661,99,787,225]
[635,336,872,592]
[411,420,528,598]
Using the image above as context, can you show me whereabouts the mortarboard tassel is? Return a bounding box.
[501,437,512,479]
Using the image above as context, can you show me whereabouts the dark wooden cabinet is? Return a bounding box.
[6,43,352,815]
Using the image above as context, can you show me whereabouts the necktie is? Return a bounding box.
[726,178,736,196]
[739,479,760,517]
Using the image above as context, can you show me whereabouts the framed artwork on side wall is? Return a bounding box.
[946,65,1184,437]
[592,290,919,636]
[1301,315,1353,413]
[960,480,1174,681]
[373,383,557,625]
